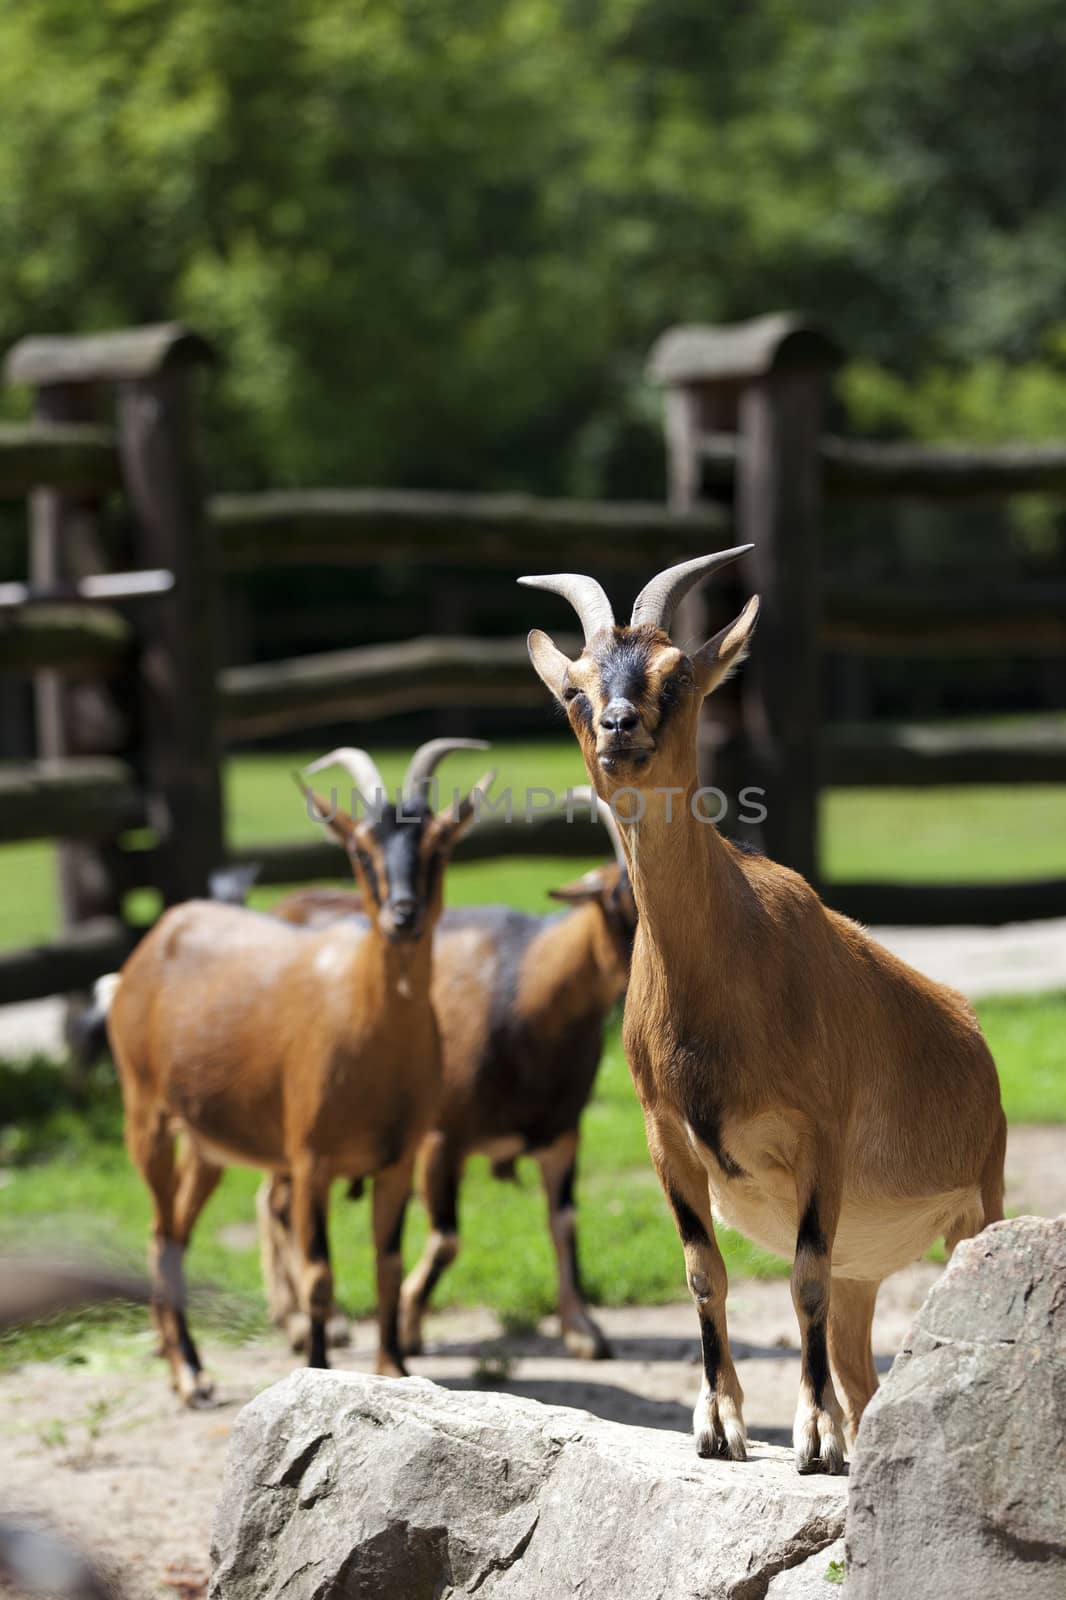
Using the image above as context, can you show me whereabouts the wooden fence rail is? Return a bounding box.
[0,423,122,498]
[0,312,1065,1019]
[211,488,729,570]
[698,431,1066,501]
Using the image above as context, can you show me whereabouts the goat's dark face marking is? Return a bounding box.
[350,802,449,944]
[526,579,759,800]
[560,626,698,788]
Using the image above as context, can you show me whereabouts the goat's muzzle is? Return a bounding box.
[380,899,423,943]
[597,737,654,774]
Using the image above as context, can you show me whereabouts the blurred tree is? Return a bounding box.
[0,0,1064,497]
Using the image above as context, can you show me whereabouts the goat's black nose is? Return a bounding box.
[390,898,417,928]
[599,699,639,736]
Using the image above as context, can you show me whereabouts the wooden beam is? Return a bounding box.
[693,431,1066,502]
[210,489,730,571]
[0,758,142,843]
[0,918,135,1007]
[219,633,580,740]
[0,423,121,497]
[821,582,1066,656]
[826,723,1066,787]
[0,604,132,675]
[5,323,215,388]
[825,878,1066,928]
[649,316,841,385]
[821,437,1066,500]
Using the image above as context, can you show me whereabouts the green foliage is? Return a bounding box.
[824,1558,846,1585]
[2,1,1066,494]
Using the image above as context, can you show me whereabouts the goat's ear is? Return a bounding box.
[527,629,574,703]
[548,867,610,905]
[692,595,760,696]
[295,774,359,852]
[440,768,496,842]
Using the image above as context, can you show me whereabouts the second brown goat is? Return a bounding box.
[262,789,636,1359]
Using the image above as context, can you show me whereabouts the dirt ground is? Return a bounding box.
[2,1124,1063,1600]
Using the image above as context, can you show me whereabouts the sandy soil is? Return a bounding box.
[1,1125,1063,1599]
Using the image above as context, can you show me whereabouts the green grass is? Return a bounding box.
[976,991,1066,1121]
[823,785,1066,884]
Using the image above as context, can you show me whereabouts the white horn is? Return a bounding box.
[517,573,615,643]
[630,546,753,633]
[303,747,387,804]
[403,738,491,797]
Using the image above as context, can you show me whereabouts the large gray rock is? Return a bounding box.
[211,1373,845,1600]
[847,1215,1065,1600]
[765,1538,845,1598]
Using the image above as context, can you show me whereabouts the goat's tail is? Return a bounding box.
[69,972,121,1063]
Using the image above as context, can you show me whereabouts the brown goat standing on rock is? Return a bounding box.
[519,551,1005,1474]
[107,739,492,1402]
[262,789,636,1360]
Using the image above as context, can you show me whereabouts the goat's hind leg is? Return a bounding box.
[647,1118,747,1461]
[790,1170,847,1475]
[168,1146,223,1403]
[537,1129,611,1360]
[257,1175,352,1352]
[827,1277,879,1446]
[289,1162,334,1369]
[398,1133,460,1357]
[125,1103,208,1406]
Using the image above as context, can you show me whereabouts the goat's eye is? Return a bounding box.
[563,685,584,704]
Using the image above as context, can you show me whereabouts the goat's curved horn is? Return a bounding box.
[516,573,615,643]
[304,747,387,801]
[571,786,628,873]
[403,738,491,797]
[629,546,753,633]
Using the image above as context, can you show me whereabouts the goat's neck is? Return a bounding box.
[538,904,614,1014]
[621,776,747,999]
[356,920,434,1008]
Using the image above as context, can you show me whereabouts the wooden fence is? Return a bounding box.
[1,314,1064,1013]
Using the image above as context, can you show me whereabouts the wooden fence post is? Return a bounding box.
[113,337,223,905]
[649,315,840,881]
[7,325,223,916]
[26,383,129,941]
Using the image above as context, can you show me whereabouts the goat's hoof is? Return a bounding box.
[562,1322,613,1361]
[177,1368,215,1409]
[398,1297,424,1356]
[286,1312,311,1353]
[794,1405,847,1475]
[376,1354,409,1379]
[694,1393,747,1461]
[326,1313,351,1349]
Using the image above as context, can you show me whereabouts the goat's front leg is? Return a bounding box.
[537,1129,611,1359]
[647,1116,746,1460]
[373,1155,415,1377]
[790,1169,847,1474]
[289,1160,333,1369]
